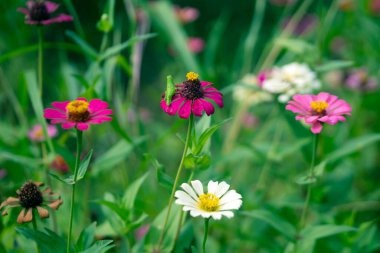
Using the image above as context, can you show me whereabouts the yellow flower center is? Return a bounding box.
[66,100,90,122]
[186,71,199,81]
[34,128,44,139]
[310,101,329,114]
[198,193,220,212]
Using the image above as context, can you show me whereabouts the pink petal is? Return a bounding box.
[295,115,305,120]
[293,94,314,108]
[178,100,192,119]
[41,14,73,25]
[192,99,203,117]
[311,122,323,134]
[200,81,213,87]
[304,115,319,124]
[17,7,29,14]
[91,109,113,118]
[89,99,109,112]
[87,117,112,124]
[44,109,66,119]
[26,1,34,9]
[204,93,223,108]
[319,115,346,125]
[51,119,68,124]
[161,97,185,116]
[285,102,308,115]
[199,99,215,116]
[203,87,219,93]
[77,123,89,131]
[45,1,59,13]
[62,122,76,129]
[52,101,70,111]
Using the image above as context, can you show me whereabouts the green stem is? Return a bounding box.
[32,212,41,253]
[38,27,43,97]
[298,133,319,230]
[66,129,83,253]
[63,0,86,39]
[157,115,194,250]
[202,218,210,253]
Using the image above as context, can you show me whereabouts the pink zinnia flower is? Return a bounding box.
[43,98,112,131]
[160,72,223,119]
[188,37,205,54]
[28,124,57,142]
[285,92,352,134]
[174,6,199,23]
[18,0,73,26]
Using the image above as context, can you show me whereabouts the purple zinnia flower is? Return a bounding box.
[18,0,73,25]
[345,69,378,92]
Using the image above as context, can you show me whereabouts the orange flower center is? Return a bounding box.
[310,101,329,114]
[66,100,90,122]
[198,193,220,212]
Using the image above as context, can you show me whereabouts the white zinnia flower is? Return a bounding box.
[262,62,320,103]
[174,180,242,220]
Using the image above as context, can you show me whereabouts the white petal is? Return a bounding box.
[190,210,202,217]
[220,199,243,211]
[207,181,218,194]
[219,190,242,205]
[215,181,230,198]
[220,211,234,218]
[180,183,199,200]
[191,180,204,196]
[211,212,222,220]
[175,190,198,207]
[200,211,212,219]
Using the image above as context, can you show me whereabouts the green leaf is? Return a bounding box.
[76,222,97,251]
[298,225,356,253]
[49,172,75,185]
[315,60,353,73]
[95,200,129,221]
[99,34,156,61]
[23,70,55,154]
[183,153,211,170]
[315,134,380,176]
[0,151,40,168]
[276,38,316,55]
[153,159,174,190]
[242,210,297,240]
[78,240,114,253]
[122,172,150,210]
[92,137,146,176]
[149,1,200,72]
[193,118,231,155]
[66,30,98,59]
[76,149,93,182]
[16,227,66,253]
[295,174,317,185]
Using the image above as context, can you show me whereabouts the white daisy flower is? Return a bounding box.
[174,180,242,220]
[262,62,320,103]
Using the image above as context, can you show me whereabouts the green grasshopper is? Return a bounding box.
[165,75,176,106]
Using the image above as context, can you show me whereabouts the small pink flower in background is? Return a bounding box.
[0,169,7,179]
[338,0,354,11]
[282,14,318,36]
[257,71,271,87]
[18,1,73,25]
[242,113,259,129]
[161,72,223,119]
[370,0,380,14]
[187,37,205,54]
[174,6,199,23]
[44,98,112,131]
[345,69,378,91]
[286,92,352,134]
[28,124,57,142]
[270,0,296,6]
[135,225,150,240]
[50,156,69,174]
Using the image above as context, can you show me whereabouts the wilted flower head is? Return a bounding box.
[233,74,272,106]
[174,6,199,23]
[175,180,242,220]
[50,155,69,173]
[44,98,112,131]
[17,0,73,25]
[345,69,378,91]
[0,181,62,224]
[286,92,352,134]
[188,37,205,54]
[28,124,57,142]
[161,72,223,119]
[262,62,321,103]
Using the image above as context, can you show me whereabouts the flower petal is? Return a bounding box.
[62,122,76,129]
[41,14,73,25]
[174,190,198,207]
[76,123,89,131]
[215,182,230,198]
[178,100,192,119]
[44,108,66,119]
[199,99,215,116]
[45,1,59,13]
[190,180,204,196]
[37,206,49,218]
[207,181,218,195]
[311,121,323,134]
[180,183,199,200]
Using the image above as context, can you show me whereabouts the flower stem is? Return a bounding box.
[37,27,43,97]
[157,115,194,250]
[202,218,210,253]
[299,133,319,230]
[32,211,41,253]
[66,129,83,253]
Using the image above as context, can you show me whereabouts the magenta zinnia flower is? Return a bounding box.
[28,124,57,142]
[43,98,112,131]
[285,92,352,134]
[160,72,223,119]
[18,0,73,25]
